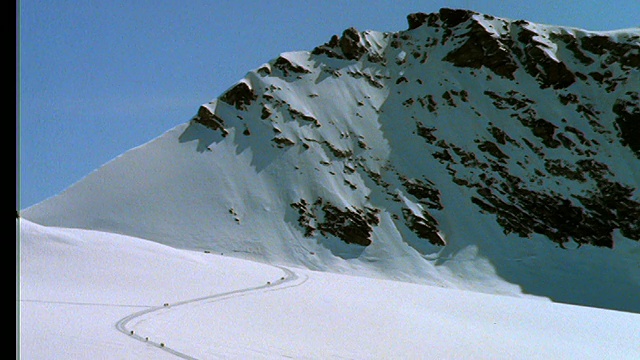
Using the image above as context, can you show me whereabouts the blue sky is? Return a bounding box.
[17,0,639,209]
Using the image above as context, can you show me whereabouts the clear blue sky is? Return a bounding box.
[17,0,639,209]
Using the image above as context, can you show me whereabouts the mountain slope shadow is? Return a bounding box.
[178,121,223,153]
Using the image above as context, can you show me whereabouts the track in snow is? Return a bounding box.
[115,265,307,359]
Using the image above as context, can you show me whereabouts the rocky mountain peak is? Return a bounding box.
[407,8,475,30]
[406,8,640,91]
[194,9,639,250]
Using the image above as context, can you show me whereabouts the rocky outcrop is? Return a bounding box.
[409,8,474,30]
[219,82,257,110]
[581,34,640,69]
[402,208,445,246]
[193,105,228,136]
[311,27,368,61]
[401,177,443,210]
[291,199,380,246]
[438,8,474,27]
[339,27,368,60]
[406,12,434,30]
[443,20,518,79]
[273,56,311,76]
[612,91,640,158]
[311,35,342,58]
[514,26,576,89]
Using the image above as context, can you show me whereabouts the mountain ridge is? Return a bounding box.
[23,8,640,312]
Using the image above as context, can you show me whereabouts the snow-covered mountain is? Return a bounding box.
[22,8,640,312]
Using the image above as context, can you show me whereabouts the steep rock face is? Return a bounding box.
[193,105,227,135]
[189,8,640,252]
[515,26,576,89]
[219,81,257,110]
[613,91,640,157]
[441,17,518,79]
[290,199,380,246]
[23,9,640,311]
[311,27,371,61]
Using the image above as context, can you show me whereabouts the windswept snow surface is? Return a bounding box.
[18,219,640,359]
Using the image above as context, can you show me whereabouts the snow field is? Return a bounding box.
[18,219,640,359]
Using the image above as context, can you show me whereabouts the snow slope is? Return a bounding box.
[18,219,640,359]
[21,8,640,313]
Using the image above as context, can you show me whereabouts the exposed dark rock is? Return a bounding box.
[260,105,273,120]
[443,21,518,79]
[438,8,474,27]
[470,159,640,248]
[575,72,588,81]
[544,159,586,182]
[366,52,385,64]
[581,35,640,69]
[348,69,386,89]
[402,208,445,246]
[556,132,575,150]
[564,126,591,146]
[612,92,640,158]
[515,27,576,89]
[339,27,368,60]
[311,35,344,59]
[478,140,509,160]
[558,93,580,105]
[522,138,545,157]
[441,91,456,107]
[473,187,595,247]
[488,125,518,146]
[401,177,443,210]
[432,148,454,163]
[193,105,228,136]
[550,32,595,66]
[273,56,311,76]
[416,123,437,143]
[290,199,316,237]
[396,76,409,84]
[291,199,380,246]
[450,145,484,169]
[419,94,438,113]
[574,178,640,243]
[407,12,432,30]
[486,90,561,149]
[457,90,469,102]
[575,103,606,133]
[288,107,319,125]
[588,70,613,84]
[220,82,257,110]
[402,97,415,107]
[484,90,534,110]
[529,118,561,148]
[319,202,380,246]
[323,141,353,159]
[272,136,295,147]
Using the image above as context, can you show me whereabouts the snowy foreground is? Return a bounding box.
[18,219,640,359]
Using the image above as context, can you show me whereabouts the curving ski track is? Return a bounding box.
[115,265,307,359]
